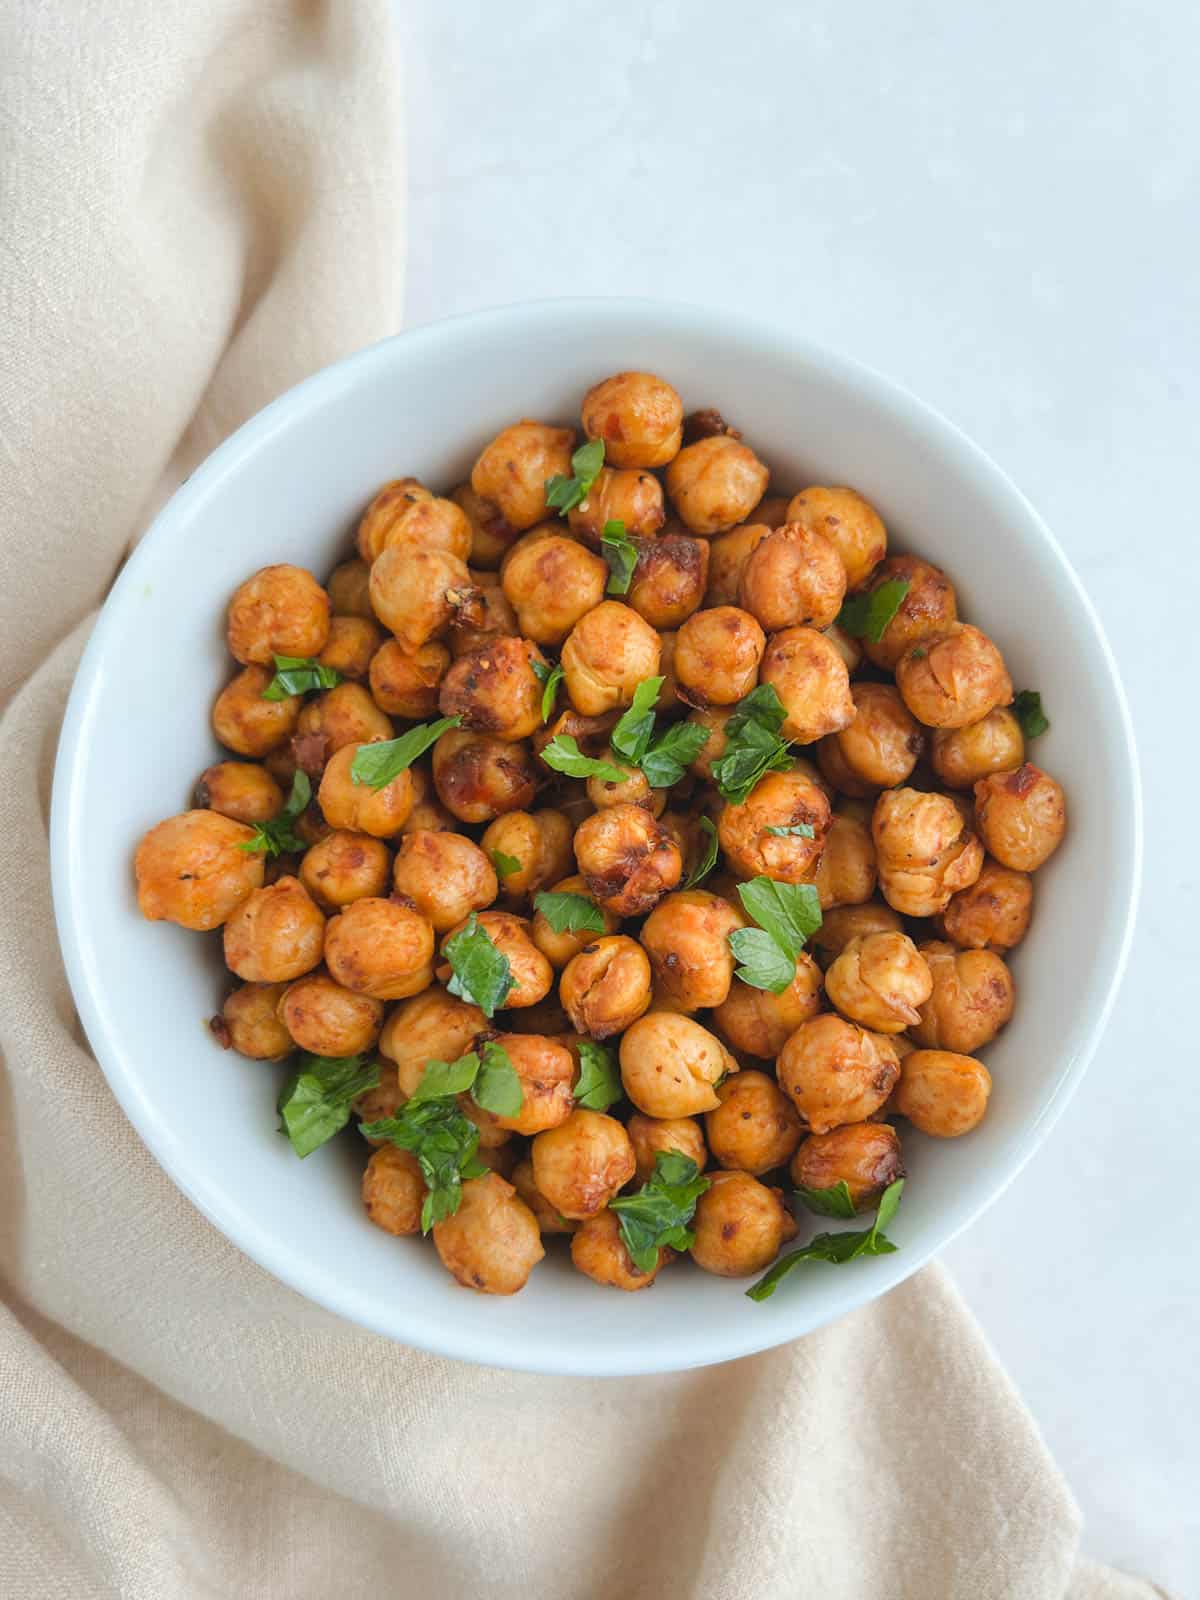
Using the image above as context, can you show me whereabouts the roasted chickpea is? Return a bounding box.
[823,623,863,675]
[974,764,1067,872]
[324,897,435,1000]
[134,810,263,930]
[930,708,1024,790]
[760,626,854,744]
[318,615,383,681]
[893,1049,991,1137]
[895,623,1013,730]
[448,483,520,570]
[511,1158,576,1234]
[194,761,283,824]
[440,910,553,1010]
[810,900,905,966]
[362,1145,425,1236]
[872,787,984,918]
[299,830,391,911]
[214,981,292,1059]
[378,987,486,1094]
[568,466,665,544]
[471,420,575,530]
[277,969,383,1057]
[369,545,481,654]
[559,934,652,1039]
[624,532,709,629]
[585,751,667,817]
[448,574,521,658]
[790,1123,905,1211]
[326,557,375,620]
[368,638,450,720]
[561,601,662,715]
[784,486,886,591]
[297,682,393,756]
[317,743,414,838]
[478,1033,575,1135]
[717,768,830,883]
[859,555,957,671]
[574,803,682,917]
[377,495,473,564]
[432,1171,544,1294]
[777,1015,900,1133]
[911,940,1015,1053]
[738,521,847,633]
[432,728,538,824]
[939,859,1033,950]
[657,631,681,713]
[705,522,772,606]
[212,665,300,757]
[825,932,933,1033]
[226,563,330,666]
[481,809,573,903]
[581,371,684,468]
[705,1070,803,1175]
[711,957,823,1058]
[626,1114,708,1185]
[817,683,924,798]
[391,830,497,931]
[690,1172,796,1277]
[531,1109,636,1220]
[356,477,432,562]
[673,606,764,707]
[398,764,457,836]
[666,436,769,535]
[619,1012,737,1118]
[222,876,325,982]
[530,874,619,967]
[640,890,743,1012]
[814,811,877,910]
[500,531,607,646]
[571,1208,669,1289]
[438,636,546,740]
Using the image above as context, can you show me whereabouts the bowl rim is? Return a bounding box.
[50,295,1143,1374]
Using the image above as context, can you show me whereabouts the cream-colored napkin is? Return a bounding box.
[0,5,1164,1597]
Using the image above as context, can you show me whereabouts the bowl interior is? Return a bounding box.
[52,300,1139,1374]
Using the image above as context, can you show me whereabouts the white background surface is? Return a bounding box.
[394,3,1198,1590]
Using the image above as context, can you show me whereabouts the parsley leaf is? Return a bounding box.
[472,1039,524,1117]
[408,1053,482,1104]
[728,877,822,993]
[639,721,712,789]
[611,678,664,765]
[491,849,522,880]
[683,816,719,889]
[538,735,629,783]
[261,654,342,701]
[609,1152,711,1273]
[350,716,461,789]
[544,438,606,516]
[766,822,815,838]
[443,913,516,1017]
[236,771,311,858]
[573,1039,623,1111]
[710,685,794,804]
[277,1053,379,1158]
[726,928,797,993]
[535,662,564,722]
[361,1098,488,1232]
[601,519,640,595]
[746,1179,904,1301]
[727,683,788,738]
[836,579,911,644]
[533,890,605,936]
[1013,689,1049,739]
[795,1179,858,1219]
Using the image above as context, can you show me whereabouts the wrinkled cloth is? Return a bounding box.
[0,4,1165,1597]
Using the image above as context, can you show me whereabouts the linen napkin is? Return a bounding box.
[0,4,1165,1596]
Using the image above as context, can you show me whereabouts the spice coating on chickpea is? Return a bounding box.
[369,545,481,654]
[449,576,521,658]
[362,1145,425,1236]
[391,829,497,932]
[471,421,576,532]
[510,1158,576,1234]
[438,636,546,740]
[297,681,393,756]
[318,743,415,837]
[559,934,653,1039]
[440,910,553,1010]
[893,1049,992,1137]
[690,1172,798,1277]
[824,932,934,1033]
[938,860,1033,950]
[738,521,847,634]
[356,478,432,562]
[378,987,486,1094]
[895,623,1013,730]
[673,606,765,707]
[226,564,330,667]
[574,803,683,918]
[568,466,665,544]
[974,764,1067,872]
[531,1109,637,1220]
[212,665,300,757]
[581,371,684,469]
[785,486,886,591]
[790,1123,905,1211]
[561,601,662,715]
[712,957,824,1059]
[760,626,855,744]
[810,901,904,967]
[215,981,293,1059]
[530,873,618,967]
[194,761,284,825]
[570,1208,670,1289]
[449,483,521,570]
[377,495,473,564]
[369,638,450,720]
[319,615,383,681]
[626,532,710,629]
[705,1070,803,1175]
[432,728,538,825]
[930,707,1024,790]
[481,1033,576,1135]
[135,810,265,930]
[817,683,924,798]
[814,811,878,911]
[872,787,984,918]
[300,829,392,911]
[640,890,744,1012]
[326,557,375,620]
[619,1012,737,1118]
[777,1014,901,1134]
[222,876,326,983]
[501,532,608,646]
[279,969,384,1057]
[666,436,769,535]
[717,769,830,884]
[432,1171,545,1294]
[626,1114,708,1185]
[324,897,435,1000]
[704,521,772,607]
[910,940,1015,1054]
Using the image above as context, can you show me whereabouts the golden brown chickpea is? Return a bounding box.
[397,764,458,836]
[279,969,384,1056]
[391,830,497,931]
[673,606,764,707]
[705,1070,803,1175]
[760,626,855,744]
[814,811,878,910]
[626,1114,708,1185]
[825,932,934,1033]
[574,803,683,917]
[481,809,573,903]
[450,483,521,570]
[823,623,863,675]
[471,420,576,531]
[432,728,538,825]
[531,1109,636,1220]
[690,1171,797,1277]
[738,521,847,633]
[473,1142,518,1179]
[439,910,553,1010]
[581,371,684,468]
[135,810,264,930]
[790,1123,905,1211]
[810,900,905,967]
[377,495,473,564]
[859,555,958,671]
[432,1171,544,1294]
[324,897,435,1000]
[938,859,1033,950]
[529,875,619,968]
[752,495,792,529]
[369,545,482,654]
[511,1158,576,1234]
[619,1012,737,1118]
[570,1208,670,1289]
[584,751,667,817]
[368,638,450,720]
[214,981,293,1059]
[438,636,546,740]
[378,987,486,1093]
[476,1033,575,1135]
[500,531,608,646]
[297,682,393,757]
[717,768,831,884]
[212,665,300,757]
[777,1015,901,1133]
[685,705,732,780]
[222,876,325,982]
[896,623,1014,729]
[317,743,414,838]
[785,486,886,591]
[226,564,330,666]
[318,615,383,681]
[559,935,652,1039]
[326,557,375,620]
[930,708,1024,790]
[194,761,283,825]
[657,630,682,713]
[640,890,744,1012]
[911,940,1015,1056]
[355,477,432,563]
[974,764,1067,872]
[711,957,823,1058]
[625,533,709,629]
[666,436,769,535]
[567,466,666,544]
[817,683,924,798]
[299,830,391,911]
[448,575,521,658]
[362,1145,425,1236]
[705,521,772,606]
[872,787,984,918]
[893,1049,991,1137]
[560,601,662,715]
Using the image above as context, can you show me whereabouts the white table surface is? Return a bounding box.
[394,4,1199,1589]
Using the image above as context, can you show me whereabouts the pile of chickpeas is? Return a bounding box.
[134,370,1067,1297]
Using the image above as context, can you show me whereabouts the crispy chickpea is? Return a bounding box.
[318,615,383,681]
[378,987,486,1093]
[585,751,667,817]
[814,811,877,910]
[299,830,391,911]
[368,638,449,720]
[279,969,383,1056]
[450,483,520,570]
[817,683,924,798]
[705,522,772,607]
[318,743,414,838]
[135,810,264,930]
[790,1123,905,1211]
[369,546,481,654]
[640,890,744,1012]
[657,630,682,714]
[931,708,1024,790]
[974,764,1067,872]
[326,557,375,620]
[377,495,472,564]
[356,477,432,562]
[568,466,666,544]
[896,623,1013,729]
[893,1049,991,1137]
[214,981,292,1059]
[362,1145,425,1236]
[530,875,619,967]
[785,486,886,590]
[711,957,823,1058]
[673,606,764,707]
[811,900,905,966]
[823,623,863,675]
[391,830,497,931]
[705,1070,803,1175]
[561,601,661,715]
[690,1172,797,1277]
[531,1109,636,1220]
[627,1114,708,1185]
[738,521,847,633]
[479,1033,575,1135]
[717,769,830,883]
[760,627,855,744]
[873,788,984,918]
[574,803,682,917]
[777,1015,901,1133]
[226,564,330,666]
[397,764,457,836]
[560,934,652,1039]
[194,761,283,825]
[438,636,546,740]
[481,809,573,902]
[440,910,552,1010]
[581,371,683,468]
[860,555,958,671]
[324,897,435,1000]
[511,1158,576,1234]
[619,1012,737,1118]
[212,665,300,757]
[223,876,325,982]
[471,420,575,531]
[911,940,1015,1053]
[432,1171,544,1294]
[297,682,392,756]
[501,531,607,646]
[432,728,538,825]
[626,533,709,629]
[825,932,933,1033]
[571,1208,669,1289]
[448,575,521,658]
[666,436,769,535]
[939,859,1033,950]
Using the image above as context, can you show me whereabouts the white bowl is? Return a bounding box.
[51,298,1141,1375]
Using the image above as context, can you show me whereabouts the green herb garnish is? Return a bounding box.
[538,735,629,783]
[608,1151,711,1273]
[443,912,516,1017]
[490,849,522,880]
[573,1039,623,1111]
[710,685,794,804]
[277,1052,379,1158]
[236,771,311,858]
[727,877,822,993]
[682,816,719,889]
[407,1042,523,1119]
[261,654,342,701]
[611,678,664,765]
[408,1053,483,1104]
[350,716,461,789]
[836,579,911,644]
[361,1098,490,1232]
[532,890,606,936]
[534,661,564,721]
[794,1179,858,1219]
[545,438,606,516]
[1013,689,1049,739]
[600,519,640,595]
[766,822,815,839]
[747,1180,904,1301]
[607,677,711,789]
